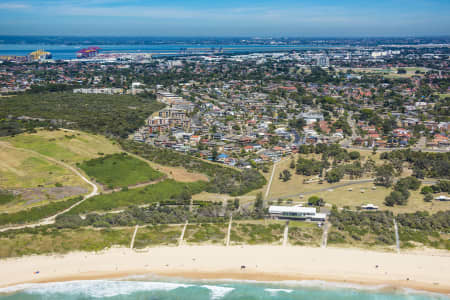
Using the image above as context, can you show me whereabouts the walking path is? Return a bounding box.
[321,221,330,248]
[265,162,278,200]
[226,215,232,246]
[282,222,289,246]
[0,142,99,232]
[179,221,188,247]
[393,218,400,254]
[130,225,139,249]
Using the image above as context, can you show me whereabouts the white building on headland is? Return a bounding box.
[268,205,326,221]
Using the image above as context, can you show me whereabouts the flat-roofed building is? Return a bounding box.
[268,205,326,221]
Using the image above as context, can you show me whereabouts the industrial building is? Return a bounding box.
[28,49,52,61]
[76,47,101,58]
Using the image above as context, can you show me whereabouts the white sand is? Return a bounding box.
[0,246,449,293]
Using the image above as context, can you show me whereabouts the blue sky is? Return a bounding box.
[0,0,449,36]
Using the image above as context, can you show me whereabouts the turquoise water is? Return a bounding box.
[0,277,448,300]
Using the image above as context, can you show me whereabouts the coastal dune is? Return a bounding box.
[0,246,449,294]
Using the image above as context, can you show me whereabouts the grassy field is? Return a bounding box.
[133,224,182,248]
[310,183,449,214]
[0,142,85,189]
[70,180,207,214]
[184,223,228,244]
[79,153,163,189]
[0,227,133,258]
[0,129,122,165]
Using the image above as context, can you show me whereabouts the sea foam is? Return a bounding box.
[201,285,235,299]
[0,280,192,298]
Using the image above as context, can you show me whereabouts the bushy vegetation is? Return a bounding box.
[185,223,227,244]
[396,211,450,250]
[133,224,181,248]
[288,222,323,246]
[69,180,206,214]
[0,226,132,258]
[0,92,164,138]
[79,153,163,188]
[119,140,266,196]
[0,196,82,226]
[0,191,15,205]
[231,223,284,244]
[329,210,396,246]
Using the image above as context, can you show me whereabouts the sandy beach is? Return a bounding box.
[0,246,449,294]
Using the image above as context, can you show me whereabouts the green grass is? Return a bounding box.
[70,180,207,214]
[1,129,122,164]
[0,226,132,258]
[79,153,163,188]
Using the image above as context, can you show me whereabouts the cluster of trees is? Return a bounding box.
[119,140,266,196]
[0,92,164,138]
[384,176,421,206]
[421,180,450,194]
[380,150,450,179]
[296,157,325,176]
[279,169,292,182]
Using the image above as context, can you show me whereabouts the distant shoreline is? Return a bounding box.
[0,246,449,294]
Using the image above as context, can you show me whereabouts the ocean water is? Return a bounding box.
[0,43,341,60]
[0,277,448,300]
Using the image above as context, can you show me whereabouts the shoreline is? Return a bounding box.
[0,246,449,295]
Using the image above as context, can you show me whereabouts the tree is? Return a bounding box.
[424,193,433,202]
[234,198,240,210]
[308,195,325,207]
[325,167,345,183]
[255,192,263,210]
[375,164,394,187]
[289,160,295,169]
[349,151,360,160]
[421,186,433,195]
[279,169,292,182]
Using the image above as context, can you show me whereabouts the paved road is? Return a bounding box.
[0,142,99,232]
